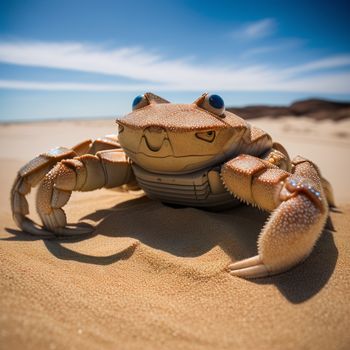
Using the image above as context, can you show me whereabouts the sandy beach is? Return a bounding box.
[1,117,350,350]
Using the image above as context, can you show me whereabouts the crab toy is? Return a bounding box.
[11,93,334,278]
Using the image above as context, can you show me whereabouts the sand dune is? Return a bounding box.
[0,117,349,349]
[227,98,350,121]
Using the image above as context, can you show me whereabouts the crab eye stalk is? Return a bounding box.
[196,130,216,142]
[202,94,225,117]
[132,94,149,110]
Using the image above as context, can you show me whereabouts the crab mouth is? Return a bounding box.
[143,126,167,152]
[125,126,174,157]
[145,139,163,152]
[138,137,173,157]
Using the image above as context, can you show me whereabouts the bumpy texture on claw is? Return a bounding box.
[223,155,330,278]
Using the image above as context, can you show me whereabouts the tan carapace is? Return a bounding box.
[11,92,335,278]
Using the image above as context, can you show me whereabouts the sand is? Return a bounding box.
[0,117,350,350]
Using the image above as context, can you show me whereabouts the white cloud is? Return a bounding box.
[282,55,350,76]
[241,39,304,58]
[276,72,350,93]
[0,40,349,93]
[231,18,277,40]
[0,80,154,91]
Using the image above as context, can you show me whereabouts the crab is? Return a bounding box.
[11,92,335,278]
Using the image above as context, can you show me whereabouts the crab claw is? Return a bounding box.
[228,256,268,278]
[230,178,329,278]
[223,154,330,278]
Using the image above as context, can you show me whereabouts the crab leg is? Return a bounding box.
[221,154,332,278]
[11,135,121,236]
[36,149,135,236]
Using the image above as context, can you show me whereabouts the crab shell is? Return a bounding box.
[116,93,259,174]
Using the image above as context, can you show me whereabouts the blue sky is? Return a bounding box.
[0,0,349,121]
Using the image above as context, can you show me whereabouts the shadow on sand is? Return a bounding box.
[5,196,338,304]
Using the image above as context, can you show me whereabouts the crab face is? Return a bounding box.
[116,93,247,173]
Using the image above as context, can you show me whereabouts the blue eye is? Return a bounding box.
[208,94,224,110]
[132,94,148,110]
[202,93,225,116]
[132,95,143,108]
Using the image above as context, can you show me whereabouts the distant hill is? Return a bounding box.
[226,98,350,121]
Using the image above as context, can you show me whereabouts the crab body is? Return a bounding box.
[11,93,335,278]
